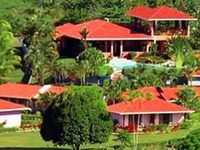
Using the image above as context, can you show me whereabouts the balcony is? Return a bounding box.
[154,28,188,36]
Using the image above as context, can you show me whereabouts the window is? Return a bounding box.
[159,114,172,124]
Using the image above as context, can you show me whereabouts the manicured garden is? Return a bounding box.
[0,112,199,149]
[0,128,196,149]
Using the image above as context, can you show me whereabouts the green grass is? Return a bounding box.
[0,129,195,149]
[0,113,200,149]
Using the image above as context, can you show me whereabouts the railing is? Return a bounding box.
[154,28,188,36]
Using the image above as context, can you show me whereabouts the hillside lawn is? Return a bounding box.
[0,128,196,149]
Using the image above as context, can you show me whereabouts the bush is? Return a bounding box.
[181,119,192,129]
[96,66,113,77]
[130,52,137,60]
[0,126,18,133]
[176,129,200,150]
[136,53,165,64]
[155,124,169,132]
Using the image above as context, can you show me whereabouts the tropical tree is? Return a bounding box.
[103,79,131,104]
[80,28,89,50]
[74,60,91,85]
[115,129,132,149]
[78,47,106,76]
[183,54,200,86]
[176,87,200,111]
[176,129,200,150]
[40,86,113,150]
[0,20,21,82]
[167,36,192,69]
[24,11,59,84]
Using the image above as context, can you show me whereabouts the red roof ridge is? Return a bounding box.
[79,19,108,37]
[0,99,30,112]
[150,5,166,19]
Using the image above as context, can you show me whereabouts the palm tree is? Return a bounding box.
[0,20,21,82]
[75,60,91,85]
[167,36,191,69]
[183,54,200,86]
[79,28,89,50]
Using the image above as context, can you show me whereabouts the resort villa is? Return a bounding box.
[0,83,65,111]
[55,5,196,58]
[108,97,194,129]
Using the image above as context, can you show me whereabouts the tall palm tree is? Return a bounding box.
[184,54,200,86]
[167,36,191,69]
[79,28,89,50]
[75,60,91,85]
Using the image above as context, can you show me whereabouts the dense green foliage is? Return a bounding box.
[176,129,200,150]
[78,47,106,75]
[0,20,21,82]
[122,66,183,88]
[40,86,113,150]
[176,88,200,111]
[167,36,192,69]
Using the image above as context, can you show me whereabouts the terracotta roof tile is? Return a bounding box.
[127,5,196,20]
[108,97,193,114]
[0,99,30,112]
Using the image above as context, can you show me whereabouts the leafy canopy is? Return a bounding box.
[40,86,113,150]
[0,20,21,82]
[176,87,200,111]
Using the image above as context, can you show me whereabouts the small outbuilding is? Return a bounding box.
[0,99,30,128]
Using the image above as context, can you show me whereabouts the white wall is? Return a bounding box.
[0,111,21,128]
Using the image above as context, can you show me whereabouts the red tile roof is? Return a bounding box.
[127,6,196,21]
[0,83,41,100]
[0,99,30,112]
[135,87,181,101]
[55,19,153,40]
[0,83,65,100]
[108,97,194,115]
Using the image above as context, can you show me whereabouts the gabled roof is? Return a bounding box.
[108,97,194,115]
[0,99,30,112]
[55,19,153,40]
[0,83,41,100]
[0,83,65,100]
[127,6,196,21]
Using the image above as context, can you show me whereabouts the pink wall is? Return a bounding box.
[111,113,123,125]
[142,114,150,125]
[173,113,185,124]
[0,111,22,128]
[110,113,186,127]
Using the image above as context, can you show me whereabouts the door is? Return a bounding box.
[113,41,121,57]
[150,114,155,124]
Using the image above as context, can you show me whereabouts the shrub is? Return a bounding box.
[0,127,18,133]
[181,119,192,129]
[130,52,137,60]
[96,66,113,77]
[176,129,200,150]
[155,124,169,132]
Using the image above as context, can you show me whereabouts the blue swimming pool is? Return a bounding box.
[108,58,162,72]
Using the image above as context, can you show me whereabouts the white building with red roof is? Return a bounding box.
[55,5,196,58]
[108,97,194,128]
[0,99,30,128]
[0,83,65,111]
